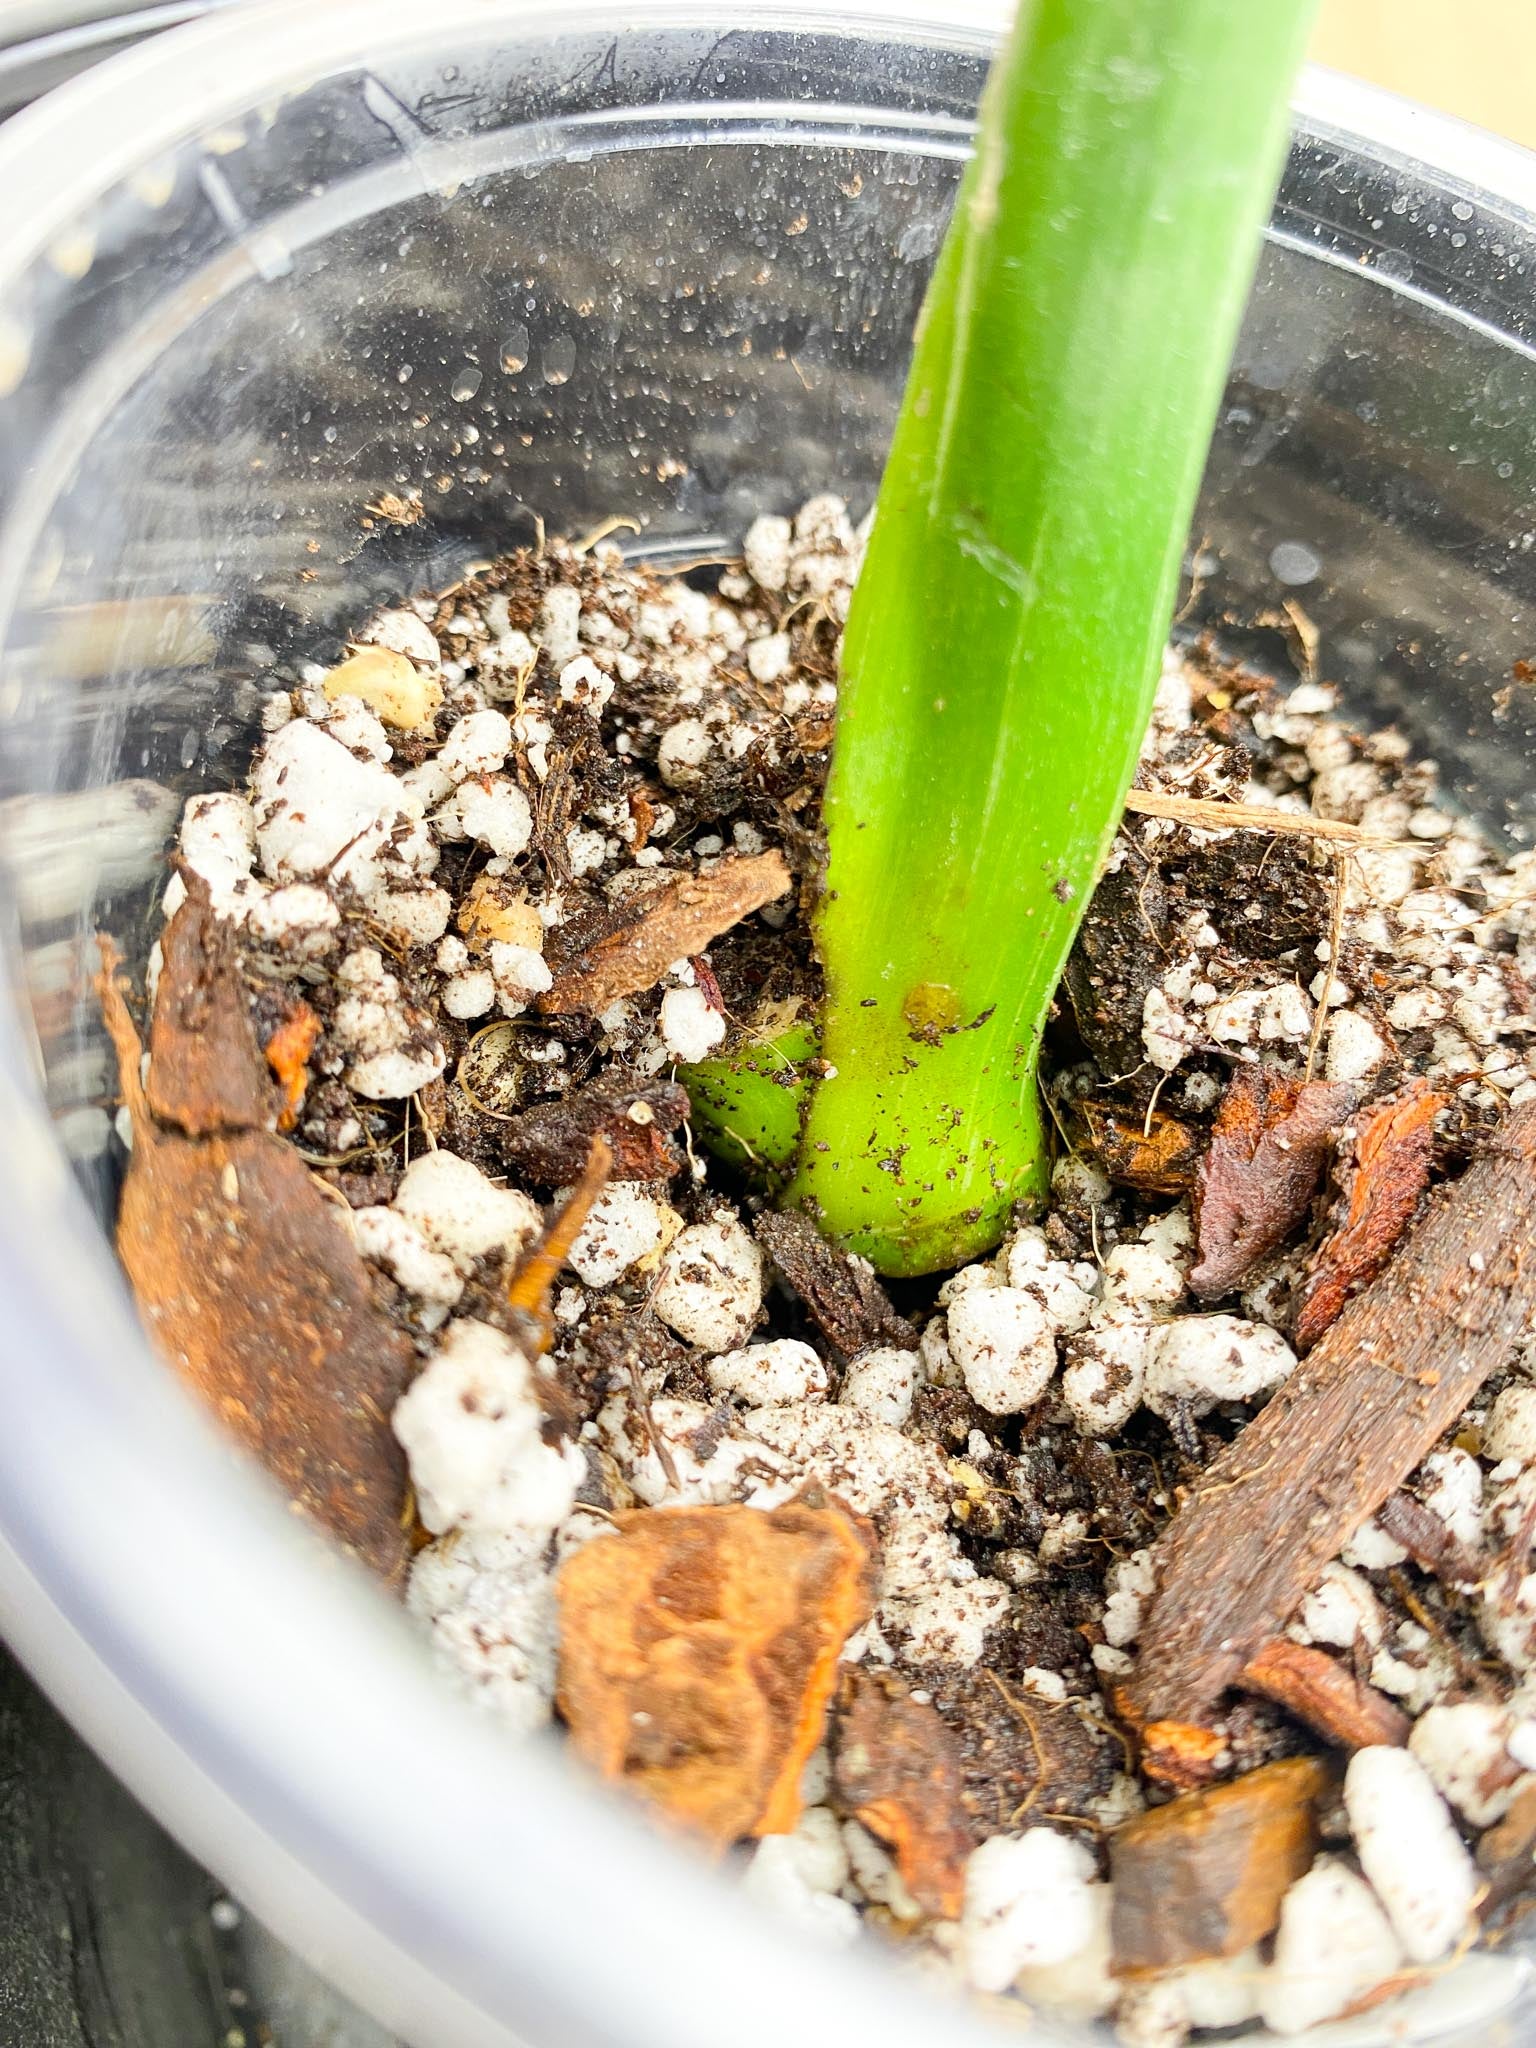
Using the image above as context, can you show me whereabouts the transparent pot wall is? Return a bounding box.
[3,8,1536,2045]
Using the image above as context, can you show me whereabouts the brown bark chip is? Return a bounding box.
[1110,1756,1330,1973]
[1127,1101,1536,1736]
[99,902,414,1582]
[1237,1639,1410,1752]
[754,1210,916,1358]
[500,1070,689,1185]
[146,876,276,1133]
[555,1501,875,1848]
[1294,1079,1442,1351]
[1189,1066,1354,1297]
[1477,1779,1536,1922]
[537,851,791,1014]
[831,1669,974,1918]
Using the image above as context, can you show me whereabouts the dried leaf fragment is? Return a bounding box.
[1237,1639,1409,1752]
[264,998,321,1131]
[1294,1078,1441,1351]
[1079,1099,1200,1194]
[538,851,791,1015]
[1190,1066,1354,1297]
[501,1070,689,1185]
[1110,1756,1330,1973]
[556,1501,875,1848]
[831,1668,974,1917]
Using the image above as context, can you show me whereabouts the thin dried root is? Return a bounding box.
[1123,788,1381,845]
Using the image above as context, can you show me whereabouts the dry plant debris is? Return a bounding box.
[537,850,790,1014]
[1293,1078,1441,1350]
[753,1209,916,1358]
[1236,1640,1410,1753]
[1077,1100,1200,1195]
[1188,1066,1353,1296]
[500,1071,689,1184]
[555,1501,874,1848]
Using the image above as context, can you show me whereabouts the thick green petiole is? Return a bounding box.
[774,0,1317,1275]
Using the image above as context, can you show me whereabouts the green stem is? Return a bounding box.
[779,0,1316,1276]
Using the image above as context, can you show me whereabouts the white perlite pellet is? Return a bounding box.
[659,984,726,1063]
[1259,1856,1404,2035]
[838,1346,920,1428]
[1143,1314,1296,1418]
[406,1528,559,1733]
[742,1812,858,1947]
[351,1205,464,1308]
[1013,1885,1115,2022]
[1344,1745,1478,1963]
[391,1149,542,1273]
[253,718,405,889]
[1408,1701,1523,1826]
[960,1830,1100,1993]
[709,1338,827,1406]
[744,513,793,592]
[392,1318,583,1538]
[567,1182,675,1288]
[652,1217,763,1352]
[359,605,442,666]
[1062,1315,1151,1437]
[331,946,446,1098]
[179,791,260,914]
[1485,1383,1536,1464]
[946,1287,1057,1414]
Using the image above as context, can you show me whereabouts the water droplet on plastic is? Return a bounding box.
[323,425,337,443]
[500,324,529,374]
[0,313,31,396]
[1374,249,1413,283]
[1269,540,1321,587]
[397,363,413,383]
[543,334,577,386]
[451,366,483,403]
[1453,200,1475,222]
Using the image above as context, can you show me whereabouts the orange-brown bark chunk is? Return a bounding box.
[832,1669,974,1918]
[1294,1078,1441,1350]
[100,894,413,1581]
[556,1501,874,1848]
[1080,1100,1201,1194]
[1110,1756,1330,1973]
[1238,1639,1409,1752]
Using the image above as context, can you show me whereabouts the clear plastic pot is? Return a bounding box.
[0,5,1533,2045]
